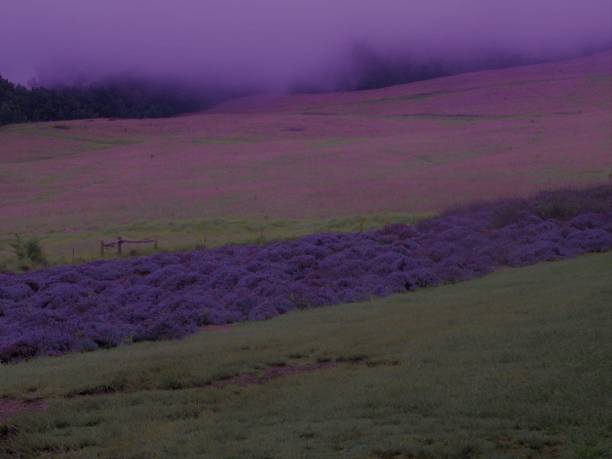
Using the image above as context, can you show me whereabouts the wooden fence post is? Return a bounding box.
[100,237,158,258]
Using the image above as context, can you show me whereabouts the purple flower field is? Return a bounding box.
[1,186,611,363]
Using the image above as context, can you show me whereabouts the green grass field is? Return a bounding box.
[0,212,428,271]
[2,252,611,458]
[2,51,610,276]
[1,51,611,459]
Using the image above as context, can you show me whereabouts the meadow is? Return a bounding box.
[1,51,612,459]
[1,252,611,458]
[1,51,611,268]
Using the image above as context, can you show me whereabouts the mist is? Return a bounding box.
[1,0,611,94]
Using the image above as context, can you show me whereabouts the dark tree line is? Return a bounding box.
[331,47,539,92]
[0,77,205,126]
[3,45,608,126]
[293,43,612,93]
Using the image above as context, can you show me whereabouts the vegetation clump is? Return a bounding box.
[8,234,47,268]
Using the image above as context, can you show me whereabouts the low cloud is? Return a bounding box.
[1,0,610,93]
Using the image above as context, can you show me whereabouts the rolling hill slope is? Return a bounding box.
[0,51,610,265]
[1,252,611,457]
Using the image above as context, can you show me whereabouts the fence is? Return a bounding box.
[100,237,158,257]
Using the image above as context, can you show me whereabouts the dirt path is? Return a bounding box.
[200,324,235,333]
[0,398,47,423]
[212,362,337,388]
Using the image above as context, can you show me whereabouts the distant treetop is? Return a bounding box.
[0,76,204,126]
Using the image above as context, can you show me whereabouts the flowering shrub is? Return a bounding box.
[1,186,611,362]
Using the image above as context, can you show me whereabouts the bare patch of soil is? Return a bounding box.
[0,398,47,423]
[200,324,234,333]
[212,362,337,388]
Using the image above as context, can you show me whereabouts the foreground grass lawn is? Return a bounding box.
[1,252,611,458]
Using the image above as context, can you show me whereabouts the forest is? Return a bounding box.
[0,77,204,125]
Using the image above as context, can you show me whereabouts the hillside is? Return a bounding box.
[0,51,610,265]
[1,51,612,459]
[2,252,611,457]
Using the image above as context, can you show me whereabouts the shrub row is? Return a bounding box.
[1,187,611,362]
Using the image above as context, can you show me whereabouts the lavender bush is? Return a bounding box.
[1,186,611,362]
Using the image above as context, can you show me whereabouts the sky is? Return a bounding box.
[1,0,611,90]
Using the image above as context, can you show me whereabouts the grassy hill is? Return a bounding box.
[0,52,610,268]
[1,252,611,458]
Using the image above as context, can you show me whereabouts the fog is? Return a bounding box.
[1,0,611,93]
